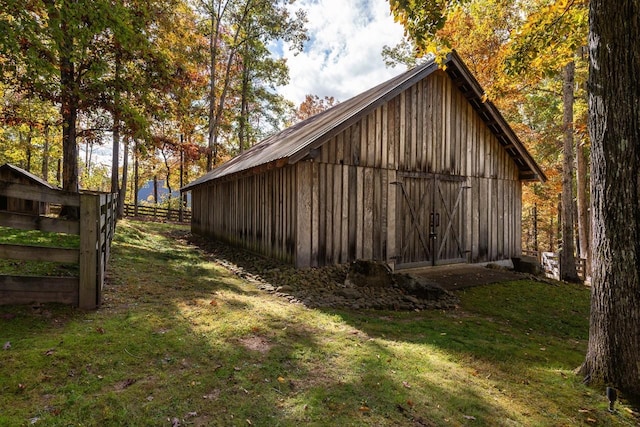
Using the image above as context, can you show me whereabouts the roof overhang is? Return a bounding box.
[182,51,546,191]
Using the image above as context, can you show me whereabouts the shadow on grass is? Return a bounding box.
[0,221,622,426]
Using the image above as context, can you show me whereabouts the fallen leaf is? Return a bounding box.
[3,341,10,350]
[463,415,476,420]
[578,409,591,413]
[209,300,218,306]
[171,417,180,427]
[406,400,414,407]
[277,376,285,383]
[44,349,55,356]
[586,418,597,423]
[96,327,105,334]
[359,405,370,412]
[402,381,411,389]
[246,419,252,425]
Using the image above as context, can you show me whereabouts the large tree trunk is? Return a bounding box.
[58,6,79,219]
[61,102,78,193]
[579,0,640,402]
[559,61,580,282]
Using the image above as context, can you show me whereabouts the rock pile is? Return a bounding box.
[186,233,458,311]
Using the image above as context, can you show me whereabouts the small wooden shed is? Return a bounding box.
[183,52,546,269]
[0,163,54,215]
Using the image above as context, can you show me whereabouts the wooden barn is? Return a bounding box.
[0,163,54,215]
[182,52,546,269]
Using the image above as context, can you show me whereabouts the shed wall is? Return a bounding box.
[297,70,522,267]
[191,70,524,268]
[191,166,297,264]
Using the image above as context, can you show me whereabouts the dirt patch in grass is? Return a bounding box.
[238,335,273,353]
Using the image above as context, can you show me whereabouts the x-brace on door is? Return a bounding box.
[394,173,468,268]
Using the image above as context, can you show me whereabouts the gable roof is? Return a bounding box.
[183,51,545,191]
[0,163,55,189]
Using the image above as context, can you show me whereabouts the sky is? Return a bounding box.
[275,0,407,106]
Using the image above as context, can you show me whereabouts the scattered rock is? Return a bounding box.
[344,260,394,288]
[187,235,458,311]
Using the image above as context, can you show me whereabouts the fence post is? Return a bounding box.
[79,193,99,309]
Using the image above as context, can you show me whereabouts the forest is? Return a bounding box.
[1,0,588,273]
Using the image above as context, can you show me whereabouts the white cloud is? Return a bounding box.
[277,0,406,106]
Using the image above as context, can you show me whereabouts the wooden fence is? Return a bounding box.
[123,203,191,223]
[0,182,117,309]
[523,250,587,281]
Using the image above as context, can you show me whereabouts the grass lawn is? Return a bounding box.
[0,219,637,426]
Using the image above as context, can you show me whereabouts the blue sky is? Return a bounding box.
[276,0,407,105]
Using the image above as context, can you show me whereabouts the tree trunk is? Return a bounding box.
[179,135,184,222]
[579,0,640,402]
[134,140,139,216]
[576,137,590,273]
[111,48,121,196]
[42,123,50,182]
[559,61,580,282]
[153,174,158,205]
[117,138,128,218]
[26,126,33,172]
[239,44,251,153]
[206,0,225,171]
[60,15,78,194]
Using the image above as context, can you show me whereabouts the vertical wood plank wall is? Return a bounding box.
[295,70,522,267]
[191,166,297,264]
[191,69,524,268]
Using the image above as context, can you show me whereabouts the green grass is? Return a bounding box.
[0,219,637,426]
[0,226,80,276]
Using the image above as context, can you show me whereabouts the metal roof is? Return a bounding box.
[183,51,545,191]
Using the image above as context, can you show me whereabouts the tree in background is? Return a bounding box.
[294,94,339,122]
[0,84,62,182]
[198,0,307,170]
[1,0,117,195]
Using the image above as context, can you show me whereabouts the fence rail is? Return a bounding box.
[0,182,116,309]
[524,249,587,280]
[123,203,191,223]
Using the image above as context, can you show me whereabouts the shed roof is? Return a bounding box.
[183,51,545,191]
[0,163,55,189]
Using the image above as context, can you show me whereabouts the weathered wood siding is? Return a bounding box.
[192,69,524,268]
[191,166,297,264]
[294,161,395,268]
[298,70,522,267]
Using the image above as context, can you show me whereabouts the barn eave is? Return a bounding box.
[182,50,546,191]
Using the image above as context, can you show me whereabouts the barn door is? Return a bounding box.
[394,173,467,268]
